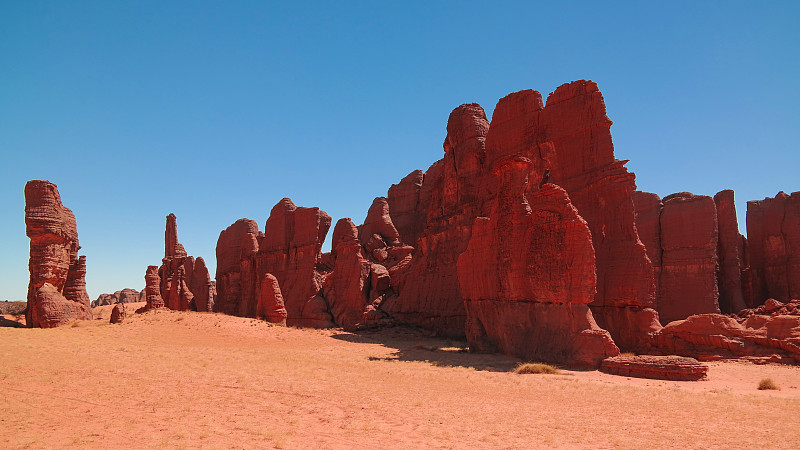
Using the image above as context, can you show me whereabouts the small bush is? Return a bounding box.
[758,378,779,390]
[514,363,560,375]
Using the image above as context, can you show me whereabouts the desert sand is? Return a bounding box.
[2,304,799,449]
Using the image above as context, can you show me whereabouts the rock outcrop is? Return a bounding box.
[381,82,658,347]
[142,265,165,310]
[744,191,800,306]
[92,288,145,307]
[653,313,800,364]
[25,180,92,327]
[456,154,618,368]
[658,193,720,323]
[256,273,287,325]
[634,191,739,323]
[215,218,260,315]
[383,103,493,336]
[323,218,372,329]
[600,355,708,381]
[387,170,424,246]
[157,214,215,312]
[208,80,800,368]
[110,302,127,324]
[215,199,334,327]
[714,190,747,313]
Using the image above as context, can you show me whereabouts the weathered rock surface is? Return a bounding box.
[634,189,749,323]
[110,302,127,324]
[632,191,662,298]
[323,218,371,330]
[215,199,334,328]
[157,214,214,312]
[382,82,656,346]
[735,298,800,318]
[25,180,92,327]
[658,193,720,323]
[744,191,800,306]
[256,273,287,325]
[653,313,800,363]
[92,288,144,307]
[383,103,492,336]
[215,218,260,315]
[457,154,618,368]
[141,265,165,311]
[387,169,424,246]
[714,190,747,314]
[600,355,708,381]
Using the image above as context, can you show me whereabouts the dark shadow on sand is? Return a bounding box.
[330,326,520,372]
[0,316,26,328]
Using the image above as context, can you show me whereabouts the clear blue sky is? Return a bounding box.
[1,1,798,301]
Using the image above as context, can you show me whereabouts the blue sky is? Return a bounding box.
[1,1,798,301]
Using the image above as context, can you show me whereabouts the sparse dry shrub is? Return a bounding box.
[514,363,560,375]
[758,378,779,390]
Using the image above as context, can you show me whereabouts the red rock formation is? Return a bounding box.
[110,302,127,324]
[744,191,800,305]
[384,83,657,345]
[215,199,334,327]
[632,191,663,300]
[387,169,424,246]
[457,155,618,368]
[157,214,212,312]
[24,180,92,327]
[659,193,720,323]
[256,273,287,325]
[255,199,332,326]
[735,298,800,318]
[165,213,187,258]
[714,190,747,313]
[31,283,91,328]
[215,219,260,315]
[191,257,214,312]
[538,84,657,348]
[653,313,800,364]
[383,103,492,336]
[324,218,371,329]
[92,288,145,307]
[600,355,708,381]
[143,265,165,310]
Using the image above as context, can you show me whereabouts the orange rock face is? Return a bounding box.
[744,191,800,305]
[256,273,287,325]
[110,302,127,324]
[714,190,747,314]
[659,193,720,323]
[215,199,334,327]
[158,214,214,312]
[456,155,618,367]
[653,313,800,364]
[381,82,656,346]
[600,355,708,381]
[25,180,92,327]
[143,265,165,310]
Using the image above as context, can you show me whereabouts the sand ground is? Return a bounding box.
[1,304,799,449]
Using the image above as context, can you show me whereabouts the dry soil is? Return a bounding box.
[1,304,799,449]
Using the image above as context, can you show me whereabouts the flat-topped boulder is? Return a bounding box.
[600,355,708,381]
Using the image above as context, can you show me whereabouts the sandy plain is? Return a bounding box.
[1,303,799,449]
